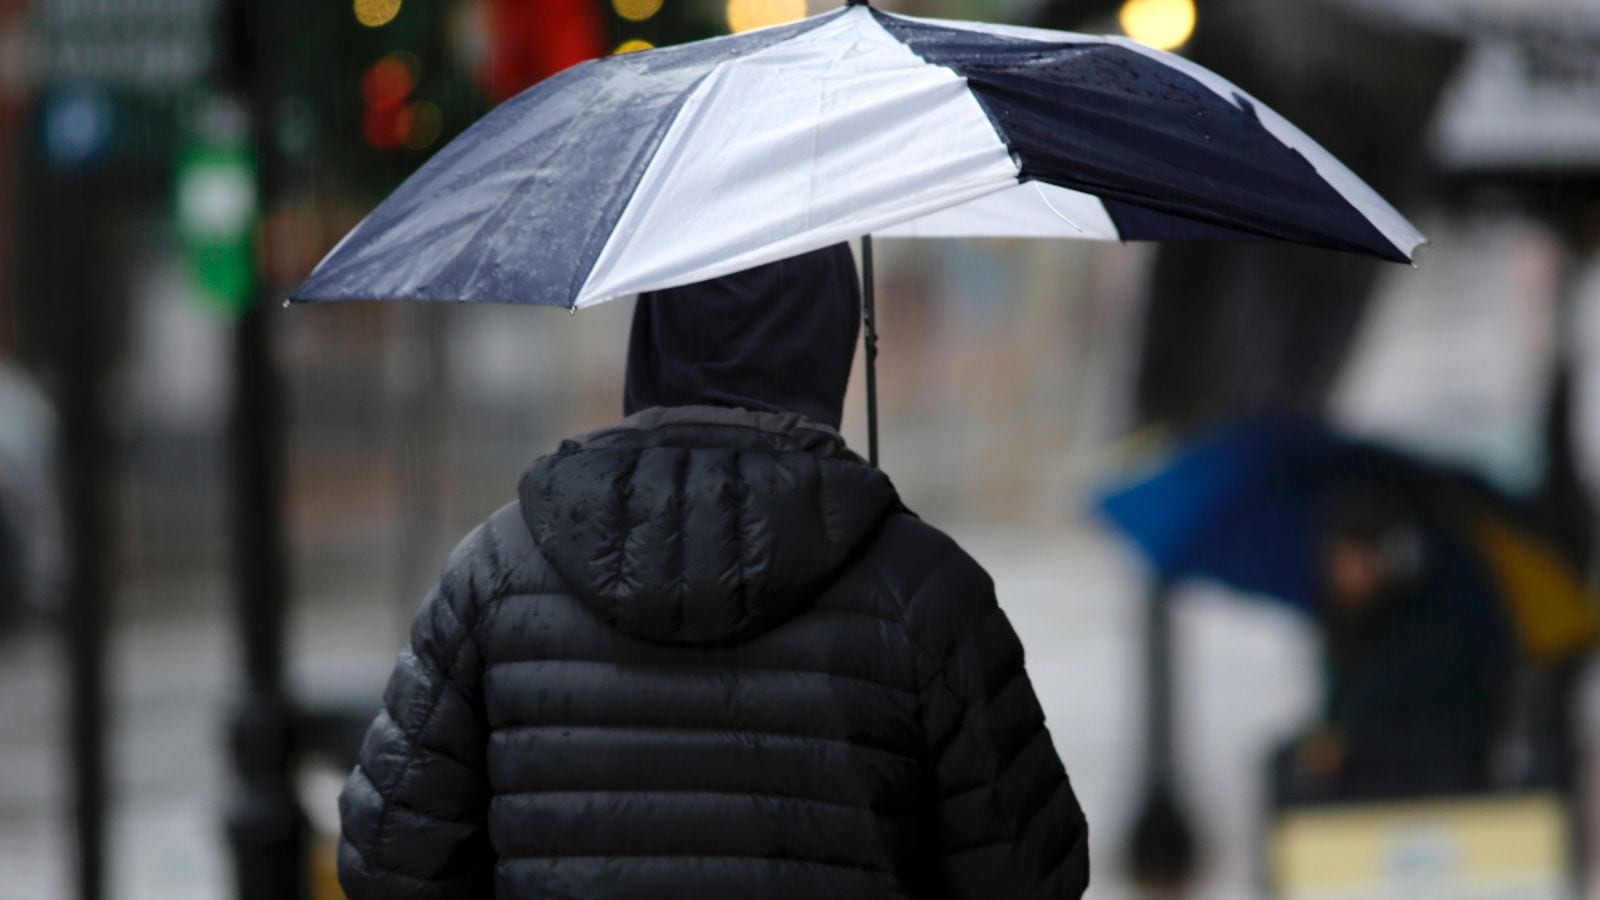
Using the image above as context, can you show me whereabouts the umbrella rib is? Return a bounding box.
[1031,181,1085,234]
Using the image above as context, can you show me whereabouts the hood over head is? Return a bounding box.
[519,406,900,645]
[624,243,861,430]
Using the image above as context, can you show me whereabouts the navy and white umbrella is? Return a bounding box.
[293,2,1424,312]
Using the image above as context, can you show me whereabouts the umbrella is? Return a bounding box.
[1094,417,1600,663]
[291,2,1425,462]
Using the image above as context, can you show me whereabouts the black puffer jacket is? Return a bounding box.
[339,407,1089,899]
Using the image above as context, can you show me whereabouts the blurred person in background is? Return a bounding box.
[1278,488,1513,804]
[336,244,1089,899]
[0,359,64,628]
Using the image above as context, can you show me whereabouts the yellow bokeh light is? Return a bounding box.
[725,0,805,34]
[613,0,664,22]
[613,39,656,55]
[353,0,402,28]
[1118,0,1195,51]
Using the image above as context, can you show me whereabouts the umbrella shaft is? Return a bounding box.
[861,235,880,468]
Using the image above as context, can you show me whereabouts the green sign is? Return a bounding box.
[175,99,258,317]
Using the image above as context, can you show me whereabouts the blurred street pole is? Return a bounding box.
[1125,580,1196,892]
[1540,304,1593,573]
[225,305,305,900]
[34,0,220,894]
[217,0,307,897]
[18,4,115,900]
[45,169,113,900]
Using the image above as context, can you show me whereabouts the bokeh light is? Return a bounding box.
[361,52,422,150]
[613,0,664,23]
[1118,0,1196,51]
[613,39,656,55]
[361,54,417,108]
[352,0,402,28]
[725,0,805,34]
[404,102,445,151]
[364,105,409,149]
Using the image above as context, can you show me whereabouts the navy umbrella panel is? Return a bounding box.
[292,4,1423,310]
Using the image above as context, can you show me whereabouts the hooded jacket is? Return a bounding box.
[338,406,1090,899]
[624,243,861,429]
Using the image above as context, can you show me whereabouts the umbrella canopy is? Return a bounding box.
[292,2,1424,310]
[1094,418,1600,663]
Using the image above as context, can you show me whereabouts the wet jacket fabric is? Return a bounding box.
[338,406,1089,899]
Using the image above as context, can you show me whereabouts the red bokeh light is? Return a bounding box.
[361,56,415,110]
[363,103,415,149]
[479,0,606,103]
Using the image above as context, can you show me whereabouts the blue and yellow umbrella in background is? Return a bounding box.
[1095,417,1600,664]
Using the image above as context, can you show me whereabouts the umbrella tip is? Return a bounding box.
[1408,238,1431,270]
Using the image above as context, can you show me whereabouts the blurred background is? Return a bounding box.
[1,0,1598,897]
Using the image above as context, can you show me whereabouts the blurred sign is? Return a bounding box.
[35,0,216,90]
[1330,0,1600,173]
[176,97,258,316]
[1270,792,1573,899]
[1332,0,1600,39]
[1433,39,1600,173]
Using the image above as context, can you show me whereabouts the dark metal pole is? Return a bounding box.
[48,171,111,900]
[218,0,306,896]
[860,235,879,468]
[1539,258,1597,578]
[225,304,305,900]
[1126,579,1196,891]
[1144,580,1174,786]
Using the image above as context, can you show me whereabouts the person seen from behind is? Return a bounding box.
[337,243,1091,899]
